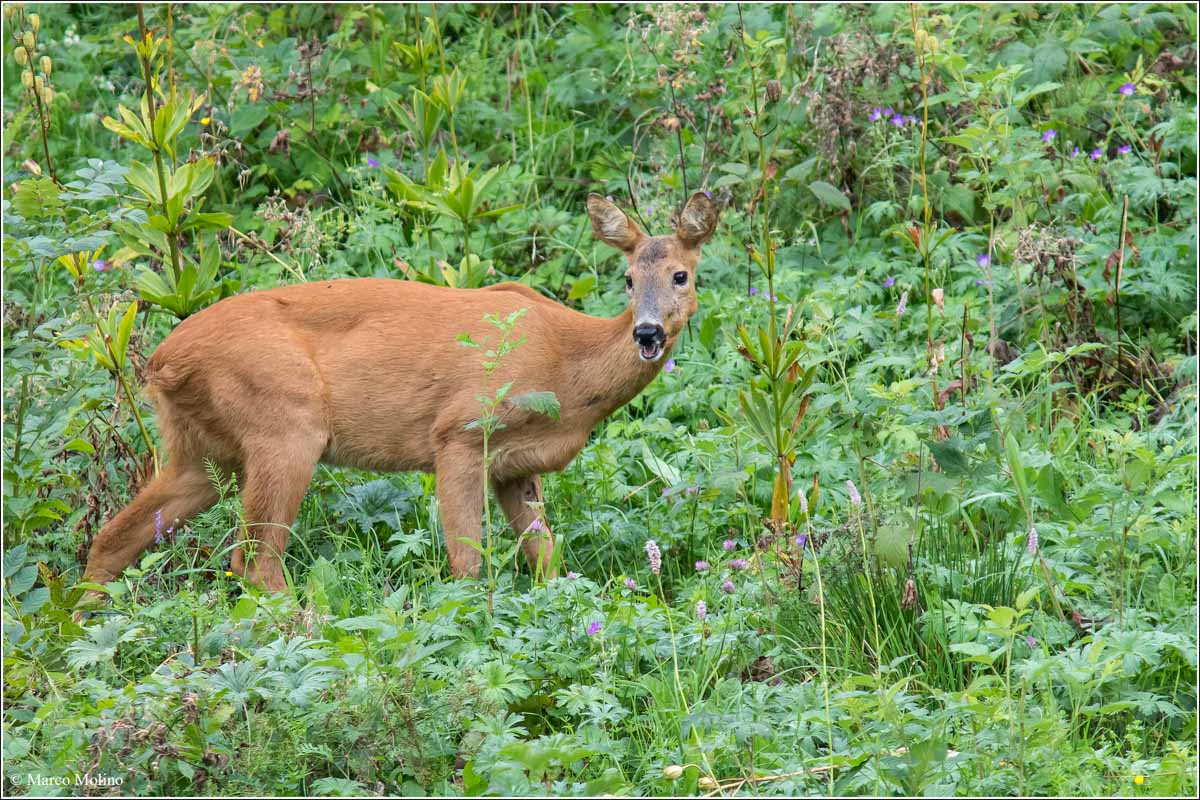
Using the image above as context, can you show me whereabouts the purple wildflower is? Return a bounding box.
[527,518,546,534]
[586,620,601,636]
[695,560,710,572]
[645,539,662,575]
[664,358,676,373]
[366,156,380,168]
[723,539,737,552]
[975,278,992,287]
[890,113,905,126]
[1027,527,1039,556]
[721,580,735,594]
[883,275,895,288]
[1025,635,1037,648]
[1042,129,1056,143]
[795,532,808,549]
[624,577,637,591]
[92,259,109,272]
[1090,148,1103,160]
[868,107,882,122]
[696,600,707,621]
[1117,144,1132,155]
[703,190,712,199]
[730,558,749,571]
[895,290,909,316]
[749,287,757,296]
[977,253,991,268]
[1071,146,1080,158]
[1119,82,1135,97]
[154,508,164,545]
[905,115,917,125]
[883,107,894,117]
[846,479,862,508]
[567,571,580,580]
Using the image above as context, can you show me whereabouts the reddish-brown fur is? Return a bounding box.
[81,192,719,592]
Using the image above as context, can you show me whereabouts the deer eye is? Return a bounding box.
[673,271,689,286]
[625,275,633,291]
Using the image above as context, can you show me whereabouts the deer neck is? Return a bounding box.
[567,307,669,426]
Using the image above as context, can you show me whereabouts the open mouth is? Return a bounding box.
[638,341,664,361]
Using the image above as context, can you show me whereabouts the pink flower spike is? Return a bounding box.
[846,480,863,508]
[696,600,707,621]
[645,539,662,575]
[723,539,737,552]
[1027,527,1038,556]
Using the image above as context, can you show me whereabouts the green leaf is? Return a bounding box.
[11,178,63,219]
[807,180,851,211]
[510,391,561,420]
[567,275,596,300]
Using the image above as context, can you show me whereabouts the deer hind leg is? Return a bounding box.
[83,462,219,585]
[232,434,325,593]
[494,475,557,579]
[435,444,484,578]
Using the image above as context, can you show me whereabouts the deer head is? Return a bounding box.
[586,191,719,362]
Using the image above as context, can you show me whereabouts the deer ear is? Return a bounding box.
[586,193,644,253]
[675,191,719,249]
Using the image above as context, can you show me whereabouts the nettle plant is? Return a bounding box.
[100,20,232,318]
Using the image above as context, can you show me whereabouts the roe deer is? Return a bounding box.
[81,191,719,593]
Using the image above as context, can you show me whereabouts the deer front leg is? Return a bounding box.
[435,444,484,578]
[493,475,557,580]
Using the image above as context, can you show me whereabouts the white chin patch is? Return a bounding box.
[639,342,664,361]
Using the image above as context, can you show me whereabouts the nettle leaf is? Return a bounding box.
[510,391,561,419]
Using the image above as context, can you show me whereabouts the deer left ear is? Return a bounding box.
[675,191,719,249]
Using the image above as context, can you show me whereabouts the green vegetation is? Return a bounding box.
[3,3,1196,796]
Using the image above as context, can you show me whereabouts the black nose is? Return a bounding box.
[633,323,665,347]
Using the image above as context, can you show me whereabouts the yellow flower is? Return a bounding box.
[224,571,234,577]
[1134,775,1145,785]
[200,116,211,125]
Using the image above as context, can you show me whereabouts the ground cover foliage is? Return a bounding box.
[2,3,1197,796]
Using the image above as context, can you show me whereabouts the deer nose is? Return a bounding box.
[633,322,665,347]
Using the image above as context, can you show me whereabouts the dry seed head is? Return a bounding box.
[27,12,39,32]
[39,86,53,106]
[33,74,43,93]
[21,69,33,89]
[22,31,35,49]
[40,55,50,76]
[2,5,13,21]
[663,765,684,780]
[13,46,28,65]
